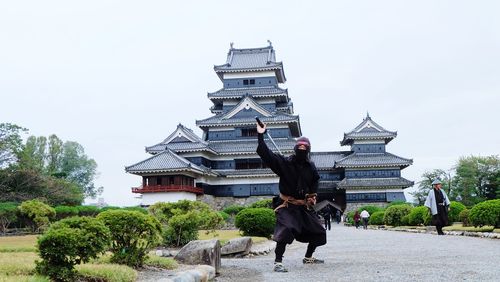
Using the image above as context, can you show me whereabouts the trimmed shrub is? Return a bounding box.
[18,199,55,232]
[97,210,162,267]
[401,215,410,226]
[149,200,224,247]
[346,211,355,225]
[235,208,275,237]
[0,202,18,234]
[408,206,428,226]
[54,206,79,220]
[448,201,466,223]
[163,211,200,247]
[387,201,411,208]
[357,205,384,216]
[36,216,110,281]
[459,208,470,226]
[218,211,229,222]
[122,206,148,214]
[222,205,246,215]
[383,204,412,226]
[99,206,121,213]
[249,199,273,209]
[368,211,385,225]
[76,205,100,217]
[469,199,500,228]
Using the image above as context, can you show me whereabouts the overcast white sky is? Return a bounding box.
[1,1,499,206]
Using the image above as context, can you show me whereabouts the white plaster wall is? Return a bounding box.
[223,71,275,79]
[140,192,196,206]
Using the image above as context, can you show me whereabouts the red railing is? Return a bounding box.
[131,185,203,194]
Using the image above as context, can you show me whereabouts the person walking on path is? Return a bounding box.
[353,211,361,229]
[322,207,332,230]
[360,209,370,229]
[335,209,342,224]
[424,179,451,235]
[256,121,326,273]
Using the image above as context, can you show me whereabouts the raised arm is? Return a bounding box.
[256,121,284,176]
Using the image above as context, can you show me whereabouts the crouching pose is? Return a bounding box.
[256,121,326,272]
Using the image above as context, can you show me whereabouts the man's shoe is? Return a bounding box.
[303,257,325,264]
[273,262,288,272]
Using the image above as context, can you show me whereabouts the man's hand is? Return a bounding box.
[307,196,316,206]
[256,121,266,134]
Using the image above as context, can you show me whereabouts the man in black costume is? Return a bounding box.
[424,179,450,235]
[256,121,326,272]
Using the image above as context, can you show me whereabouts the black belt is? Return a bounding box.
[438,203,446,206]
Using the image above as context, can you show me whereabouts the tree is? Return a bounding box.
[0,202,18,234]
[410,169,451,205]
[18,199,56,232]
[0,123,27,168]
[452,155,499,206]
[14,135,102,198]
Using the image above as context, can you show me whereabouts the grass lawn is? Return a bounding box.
[443,223,496,232]
[198,229,268,245]
[0,235,37,252]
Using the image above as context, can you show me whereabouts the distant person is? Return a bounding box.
[256,120,326,273]
[424,179,450,235]
[335,209,342,224]
[353,211,361,229]
[360,209,370,229]
[322,207,332,230]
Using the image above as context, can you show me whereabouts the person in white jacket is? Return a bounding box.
[360,210,370,229]
[424,179,450,235]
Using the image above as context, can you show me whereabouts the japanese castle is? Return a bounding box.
[125,42,414,211]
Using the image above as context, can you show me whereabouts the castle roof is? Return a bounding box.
[341,113,397,146]
[310,151,351,169]
[213,43,286,83]
[145,123,216,154]
[207,86,288,100]
[125,149,213,175]
[337,177,414,189]
[334,152,413,168]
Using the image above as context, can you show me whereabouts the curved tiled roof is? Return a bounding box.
[196,113,299,127]
[215,168,277,178]
[337,177,414,189]
[208,138,296,155]
[213,44,286,82]
[310,152,351,169]
[125,149,208,175]
[334,152,413,168]
[208,86,288,100]
[341,114,397,145]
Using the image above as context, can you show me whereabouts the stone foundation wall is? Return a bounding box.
[197,195,273,211]
[344,202,388,213]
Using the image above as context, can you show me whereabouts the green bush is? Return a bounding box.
[163,211,200,247]
[97,210,162,267]
[218,211,229,222]
[36,216,110,281]
[249,199,273,209]
[222,205,246,215]
[346,211,355,225]
[448,201,466,223]
[235,208,275,237]
[18,199,55,232]
[408,206,428,226]
[99,206,121,213]
[383,204,412,226]
[401,215,410,226]
[469,199,500,228]
[368,211,385,225]
[122,206,148,214]
[76,205,100,217]
[149,200,224,247]
[54,206,79,220]
[459,208,470,226]
[0,202,18,233]
[357,205,384,216]
[387,201,411,208]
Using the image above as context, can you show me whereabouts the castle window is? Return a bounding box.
[241,128,258,137]
[250,79,255,85]
[243,79,249,85]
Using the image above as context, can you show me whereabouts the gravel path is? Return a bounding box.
[215,224,500,282]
